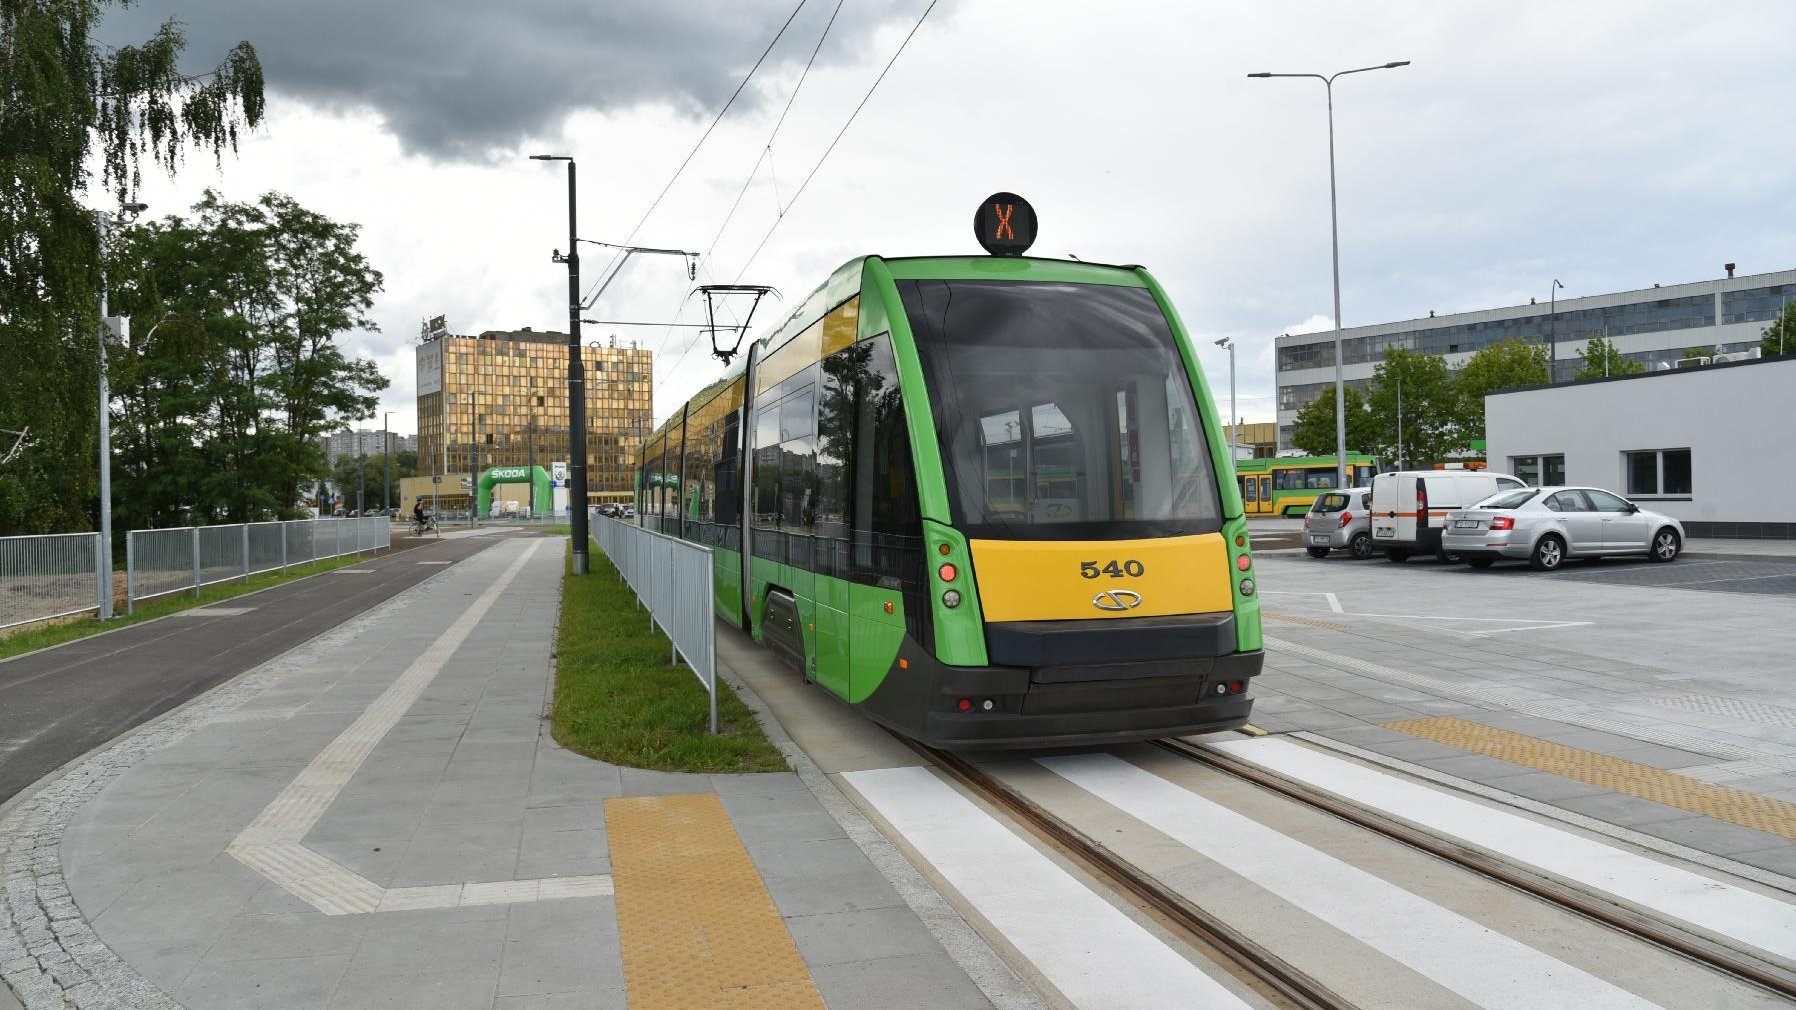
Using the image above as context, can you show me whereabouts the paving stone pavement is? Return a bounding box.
[2,537,1004,1010]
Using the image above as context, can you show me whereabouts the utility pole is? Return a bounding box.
[1548,278,1565,383]
[471,387,480,527]
[1214,337,1238,462]
[94,210,115,619]
[382,412,392,511]
[1396,374,1404,471]
[357,437,366,515]
[531,154,588,573]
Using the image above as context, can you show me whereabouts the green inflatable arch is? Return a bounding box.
[477,465,553,516]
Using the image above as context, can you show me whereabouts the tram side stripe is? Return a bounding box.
[843,765,1255,1010]
[1041,753,1665,1010]
[1209,737,1796,963]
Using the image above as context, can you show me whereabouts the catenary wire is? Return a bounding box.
[584,0,813,304]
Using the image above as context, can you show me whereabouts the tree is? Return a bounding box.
[0,2,263,534]
[106,191,387,528]
[1364,349,1465,467]
[1761,301,1796,358]
[1287,384,1378,458]
[330,451,417,508]
[1573,334,1645,380]
[1454,338,1549,443]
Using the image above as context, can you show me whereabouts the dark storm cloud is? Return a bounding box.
[99,1,908,159]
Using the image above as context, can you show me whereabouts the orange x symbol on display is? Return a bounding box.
[993,203,1015,240]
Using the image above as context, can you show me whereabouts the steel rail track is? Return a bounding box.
[902,739,1357,1010]
[1152,737,1796,1001]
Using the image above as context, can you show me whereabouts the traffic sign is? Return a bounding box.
[974,192,1036,257]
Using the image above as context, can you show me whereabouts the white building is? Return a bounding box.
[1485,355,1794,539]
[321,428,405,467]
[1275,267,1794,450]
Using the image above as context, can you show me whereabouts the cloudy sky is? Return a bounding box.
[103,0,1796,434]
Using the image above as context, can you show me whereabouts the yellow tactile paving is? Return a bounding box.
[607,793,826,1010]
[1263,612,1352,632]
[1385,716,1796,842]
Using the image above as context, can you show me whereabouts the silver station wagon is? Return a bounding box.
[1442,486,1685,571]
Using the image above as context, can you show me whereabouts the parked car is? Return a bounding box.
[1442,486,1684,571]
[1370,470,1530,562]
[1303,488,1375,559]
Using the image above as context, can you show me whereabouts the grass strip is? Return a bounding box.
[0,551,383,662]
[551,540,785,773]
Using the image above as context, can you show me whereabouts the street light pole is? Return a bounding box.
[532,154,588,574]
[1548,278,1564,383]
[382,411,392,511]
[93,202,145,618]
[1249,61,1408,488]
[1214,337,1238,461]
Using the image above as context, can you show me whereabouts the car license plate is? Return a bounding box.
[1452,520,1480,529]
[1375,528,1393,537]
[1309,535,1330,545]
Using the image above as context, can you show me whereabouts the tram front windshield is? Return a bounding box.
[898,279,1221,540]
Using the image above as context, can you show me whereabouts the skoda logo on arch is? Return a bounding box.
[1092,589,1143,612]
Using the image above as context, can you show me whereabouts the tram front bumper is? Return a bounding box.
[867,642,1264,751]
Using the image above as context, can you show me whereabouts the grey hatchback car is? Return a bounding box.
[1442,486,1685,571]
[1303,488,1375,559]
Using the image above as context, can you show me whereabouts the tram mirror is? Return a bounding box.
[974,192,1037,257]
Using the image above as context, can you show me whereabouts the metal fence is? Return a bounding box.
[592,515,718,732]
[126,516,390,613]
[0,533,104,631]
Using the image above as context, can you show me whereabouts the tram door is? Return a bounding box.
[1256,476,1272,515]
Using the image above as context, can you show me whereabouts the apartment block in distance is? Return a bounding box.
[416,326,652,507]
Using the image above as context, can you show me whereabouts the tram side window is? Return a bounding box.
[714,410,741,537]
[817,334,924,600]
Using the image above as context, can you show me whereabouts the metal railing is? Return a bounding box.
[591,515,718,732]
[126,516,390,613]
[0,533,105,631]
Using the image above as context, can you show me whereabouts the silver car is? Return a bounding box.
[1303,488,1375,559]
[1442,486,1685,571]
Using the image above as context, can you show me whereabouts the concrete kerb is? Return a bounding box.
[711,655,1048,1010]
[0,545,481,1010]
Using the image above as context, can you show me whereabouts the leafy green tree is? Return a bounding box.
[1454,338,1549,443]
[1573,334,1645,380]
[330,452,417,508]
[1761,301,1796,358]
[1287,384,1377,458]
[0,2,263,534]
[1364,349,1464,467]
[106,192,386,528]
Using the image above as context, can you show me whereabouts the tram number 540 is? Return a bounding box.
[1080,560,1145,579]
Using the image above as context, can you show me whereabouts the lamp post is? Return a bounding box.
[530,154,590,572]
[94,201,146,618]
[1249,60,1409,489]
[1214,337,1238,462]
[382,411,392,512]
[1548,278,1564,382]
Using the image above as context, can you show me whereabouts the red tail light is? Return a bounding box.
[1490,516,1514,530]
[1338,510,1353,529]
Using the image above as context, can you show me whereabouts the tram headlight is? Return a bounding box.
[1239,578,1256,597]
[942,589,962,609]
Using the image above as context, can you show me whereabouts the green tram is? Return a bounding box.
[635,254,1261,748]
[1234,455,1380,517]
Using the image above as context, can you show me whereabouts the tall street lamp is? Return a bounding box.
[382,411,393,512]
[94,201,146,618]
[1548,278,1565,383]
[530,154,591,573]
[1214,337,1238,462]
[1249,60,1409,488]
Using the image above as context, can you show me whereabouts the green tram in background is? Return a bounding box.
[1234,455,1380,517]
[635,248,1261,748]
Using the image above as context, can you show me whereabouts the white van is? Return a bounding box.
[1369,470,1529,562]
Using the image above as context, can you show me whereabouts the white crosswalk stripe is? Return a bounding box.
[845,765,1257,1010]
[1211,737,1796,963]
[1041,753,1664,1010]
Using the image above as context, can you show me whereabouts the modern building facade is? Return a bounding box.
[415,328,652,505]
[1485,354,1794,539]
[1275,267,1794,450]
[1219,421,1278,459]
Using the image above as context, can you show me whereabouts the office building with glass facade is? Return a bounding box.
[415,328,652,507]
[1275,267,1794,450]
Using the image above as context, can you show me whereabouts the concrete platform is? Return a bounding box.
[0,536,1016,1010]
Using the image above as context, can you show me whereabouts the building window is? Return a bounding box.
[1509,454,1563,487]
[1624,448,1691,497]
